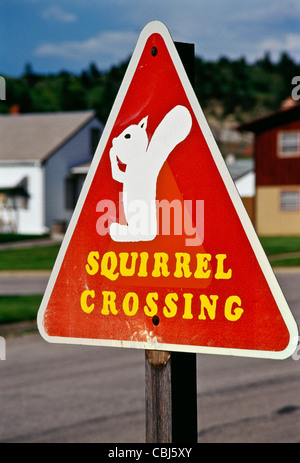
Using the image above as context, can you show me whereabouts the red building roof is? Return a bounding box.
[238,99,300,134]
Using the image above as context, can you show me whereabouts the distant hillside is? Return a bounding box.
[1,52,299,128]
[195,53,300,123]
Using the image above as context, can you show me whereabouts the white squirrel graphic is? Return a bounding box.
[109,105,192,241]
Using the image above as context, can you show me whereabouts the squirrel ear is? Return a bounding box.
[139,116,148,129]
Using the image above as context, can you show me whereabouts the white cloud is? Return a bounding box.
[30,1,300,73]
[228,0,300,23]
[258,33,300,59]
[42,6,77,23]
[121,0,300,60]
[35,30,138,68]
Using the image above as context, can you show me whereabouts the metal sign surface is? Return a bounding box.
[37,21,298,359]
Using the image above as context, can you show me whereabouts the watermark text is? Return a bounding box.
[291,76,300,101]
[0,336,6,360]
[0,76,6,101]
[96,195,204,246]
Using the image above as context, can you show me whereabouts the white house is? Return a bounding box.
[0,110,103,234]
[226,156,255,223]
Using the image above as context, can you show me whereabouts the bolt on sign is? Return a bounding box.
[38,21,298,359]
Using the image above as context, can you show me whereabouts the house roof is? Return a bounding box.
[226,158,254,181]
[238,100,300,134]
[0,110,96,163]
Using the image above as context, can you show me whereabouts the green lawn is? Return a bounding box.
[0,245,60,271]
[0,295,43,324]
[259,236,300,256]
[0,244,59,325]
[268,257,300,267]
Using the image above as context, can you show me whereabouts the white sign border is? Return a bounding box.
[37,21,298,360]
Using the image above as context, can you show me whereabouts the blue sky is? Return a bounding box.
[1,0,300,77]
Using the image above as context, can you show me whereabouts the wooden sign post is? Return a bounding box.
[145,42,198,444]
[145,350,197,443]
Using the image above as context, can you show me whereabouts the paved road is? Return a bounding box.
[0,271,299,443]
[0,271,50,295]
[0,237,59,296]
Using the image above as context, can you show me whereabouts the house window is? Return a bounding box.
[65,175,86,210]
[0,177,29,210]
[65,176,76,210]
[278,131,300,157]
[280,191,299,211]
[15,176,29,210]
[91,128,100,156]
[14,195,28,210]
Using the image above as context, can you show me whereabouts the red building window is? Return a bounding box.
[280,191,299,211]
[278,131,300,157]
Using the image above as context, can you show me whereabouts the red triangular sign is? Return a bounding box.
[38,21,298,359]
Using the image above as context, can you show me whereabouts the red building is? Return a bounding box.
[239,98,300,235]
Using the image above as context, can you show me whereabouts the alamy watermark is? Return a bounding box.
[291,76,300,101]
[95,195,204,246]
[0,336,6,360]
[292,337,300,361]
[0,76,6,101]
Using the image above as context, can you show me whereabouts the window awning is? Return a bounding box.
[0,177,29,198]
[70,162,91,175]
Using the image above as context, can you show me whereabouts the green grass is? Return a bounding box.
[259,236,300,256]
[268,258,300,267]
[0,245,60,270]
[0,245,58,326]
[0,295,43,324]
[259,236,300,267]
